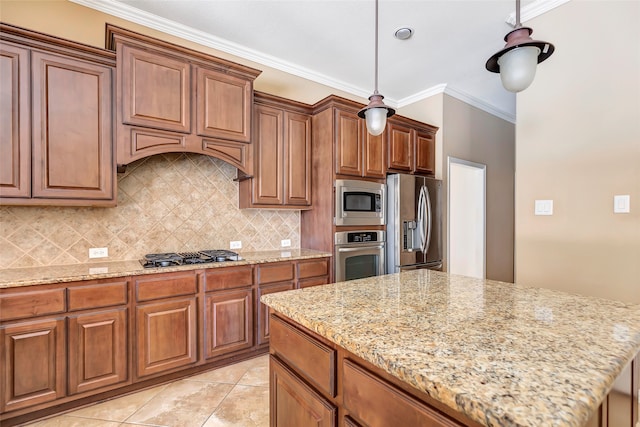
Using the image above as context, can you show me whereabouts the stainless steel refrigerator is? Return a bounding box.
[386,173,443,272]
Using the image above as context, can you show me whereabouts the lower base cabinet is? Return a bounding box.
[0,318,66,413]
[269,313,471,427]
[270,356,336,427]
[135,298,198,378]
[67,308,128,395]
[205,288,253,359]
[0,256,331,426]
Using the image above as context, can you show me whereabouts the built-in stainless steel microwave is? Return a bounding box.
[335,179,385,226]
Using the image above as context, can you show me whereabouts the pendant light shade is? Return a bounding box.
[358,93,395,136]
[358,0,395,135]
[486,0,555,92]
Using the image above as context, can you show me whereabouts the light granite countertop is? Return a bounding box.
[261,269,640,427]
[0,249,331,288]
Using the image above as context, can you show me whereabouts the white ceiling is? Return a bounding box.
[72,0,569,122]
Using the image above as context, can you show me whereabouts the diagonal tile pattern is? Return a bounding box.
[0,154,300,268]
[23,355,270,427]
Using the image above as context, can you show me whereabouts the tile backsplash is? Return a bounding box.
[0,154,300,269]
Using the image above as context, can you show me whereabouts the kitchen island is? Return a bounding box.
[261,269,640,427]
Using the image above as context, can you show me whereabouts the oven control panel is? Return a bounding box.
[335,230,386,245]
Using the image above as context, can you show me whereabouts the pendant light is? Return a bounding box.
[485,0,555,92]
[358,0,395,136]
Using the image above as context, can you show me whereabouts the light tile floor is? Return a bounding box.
[23,355,270,427]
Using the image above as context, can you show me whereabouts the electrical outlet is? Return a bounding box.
[89,247,108,258]
[230,241,242,249]
[281,239,291,248]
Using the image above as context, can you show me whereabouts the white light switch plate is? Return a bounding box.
[281,239,291,248]
[614,195,630,213]
[230,241,242,249]
[534,200,553,216]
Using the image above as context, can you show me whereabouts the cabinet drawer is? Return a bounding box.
[0,289,66,321]
[270,315,336,397]
[298,259,329,279]
[136,273,197,302]
[343,359,462,427]
[257,262,294,284]
[205,266,253,292]
[68,281,128,311]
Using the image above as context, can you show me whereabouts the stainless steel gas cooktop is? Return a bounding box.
[140,250,240,268]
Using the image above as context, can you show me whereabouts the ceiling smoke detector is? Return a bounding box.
[394,27,413,40]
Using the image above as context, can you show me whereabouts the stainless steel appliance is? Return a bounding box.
[140,250,240,268]
[334,230,385,282]
[386,173,442,272]
[334,179,385,226]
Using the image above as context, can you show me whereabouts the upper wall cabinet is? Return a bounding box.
[335,107,386,179]
[0,24,116,207]
[387,118,437,176]
[107,26,260,174]
[239,92,312,209]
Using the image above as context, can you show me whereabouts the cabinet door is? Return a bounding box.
[387,121,412,172]
[0,42,30,198]
[284,111,311,205]
[0,318,66,412]
[252,104,284,205]
[364,131,386,178]
[414,129,435,175]
[335,109,363,177]
[196,66,252,142]
[257,282,295,346]
[68,308,128,395]
[31,51,114,201]
[136,298,197,378]
[270,356,337,427]
[120,44,190,133]
[204,288,253,359]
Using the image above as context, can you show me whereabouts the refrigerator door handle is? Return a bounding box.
[421,185,432,254]
[417,187,426,252]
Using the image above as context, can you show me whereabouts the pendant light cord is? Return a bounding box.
[374,0,379,95]
[515,0,521,28]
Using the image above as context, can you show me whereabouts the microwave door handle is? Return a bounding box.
[423,185,432,254]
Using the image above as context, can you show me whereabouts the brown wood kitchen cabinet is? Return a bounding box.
[0,257,330,426]
[335,107,386,179]
[239,92,312,208]
[107,25,260,173]
[0,24,116,206]
[387,118,437,175]
[0,287,67,413]
[269,313,468,427]
[134,272,198,379]
[297,258,330,289]
[204,266,254,359]
[67,280,129,395]
[256,261,296,346]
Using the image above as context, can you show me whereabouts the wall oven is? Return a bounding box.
[335,179,385,226]
[334,231,386,282]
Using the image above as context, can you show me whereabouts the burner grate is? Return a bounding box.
[139,250,240,268]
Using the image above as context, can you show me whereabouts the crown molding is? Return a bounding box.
[505,0,571,26]
[70,0,372,99]
[443,86,516,123]
[71,0,515,123]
